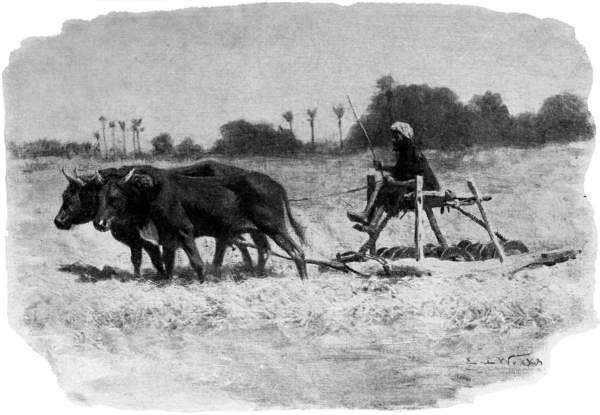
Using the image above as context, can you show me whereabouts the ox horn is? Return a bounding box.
[123,168,136,183]
[61,167,85,186]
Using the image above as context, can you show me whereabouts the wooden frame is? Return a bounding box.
[357,175,505,263]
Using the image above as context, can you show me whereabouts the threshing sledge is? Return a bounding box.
[235,173,579,278]
[337,174,528,264]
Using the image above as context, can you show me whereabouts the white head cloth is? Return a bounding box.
[390,121,414,140]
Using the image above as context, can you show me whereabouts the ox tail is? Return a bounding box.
[282,189,307,246]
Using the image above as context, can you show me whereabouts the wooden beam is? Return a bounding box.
[451,205,508,242]
[467,180,506,263]
[404,192,492,205]
[414,175,424,261]
[424,205,448,248]
[357,208,391,255]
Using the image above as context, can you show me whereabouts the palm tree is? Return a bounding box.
[138,125,144,154]
[332,104,345,149]
[136,118,143,153]
[130,118,143,155]
[98,116,107,156]
[130,119,139,155]
[92,131,101,155]
[118,120,127,153]
[108,121,116,151]
[306,108,318,149]
[282,110,294,132]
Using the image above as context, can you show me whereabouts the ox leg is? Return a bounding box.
[233,239,254,269]
[179,237,205,283]
[250,233,271,273]
[269,231,307,280]
[130,245,143,278]
[141,241,165,278]
[162,247,176,280]
[212,238,229,279]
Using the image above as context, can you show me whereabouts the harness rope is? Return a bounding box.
[288,184,369,203]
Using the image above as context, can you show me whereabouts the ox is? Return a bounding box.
[54,161,271,278]
[93,166,307,281]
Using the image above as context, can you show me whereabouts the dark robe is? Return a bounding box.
[376,140,440,214]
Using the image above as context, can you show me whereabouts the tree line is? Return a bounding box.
[7,133,205,160]
[345,75,594,150]
[7,104,349,158]
[7,75,594,159]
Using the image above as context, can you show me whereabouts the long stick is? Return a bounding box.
[451,205,508,242]
[232,240,358,273]
[467,180,506,263]
[346,95,385,180]
[414,175,424,261]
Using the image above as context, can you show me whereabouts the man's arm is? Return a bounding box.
[373,160,395,173]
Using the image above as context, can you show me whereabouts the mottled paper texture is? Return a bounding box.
[4,3,595,410]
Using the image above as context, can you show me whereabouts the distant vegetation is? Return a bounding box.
[174,137,204,159]
[7,139,96,159]
[150,133,174,156]
[6,75,595,159]
[345,76,595,150]
[212,119,303,156]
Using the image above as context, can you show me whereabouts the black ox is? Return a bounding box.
[54,161,272,277]
[93,166,308,281]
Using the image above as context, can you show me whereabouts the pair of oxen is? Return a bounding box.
[54,161,308,281]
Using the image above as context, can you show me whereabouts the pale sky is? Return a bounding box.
[2,3,592,148]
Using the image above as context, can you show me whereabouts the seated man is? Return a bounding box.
[347,121,440,225]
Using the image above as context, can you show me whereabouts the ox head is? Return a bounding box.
[93,168,154,232]
[54,168,104,230]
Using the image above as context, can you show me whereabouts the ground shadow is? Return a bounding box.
[58,261,275,285]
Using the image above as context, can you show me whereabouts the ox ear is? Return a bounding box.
[92,170,105,185]
[122,168,154,188]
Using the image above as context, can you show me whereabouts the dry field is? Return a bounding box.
[5,141,596,410]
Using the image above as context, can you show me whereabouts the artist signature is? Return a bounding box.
[466,352,543,367]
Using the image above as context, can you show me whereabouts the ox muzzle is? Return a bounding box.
[54,212,72,230]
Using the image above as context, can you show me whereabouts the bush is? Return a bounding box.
[535,93,595,142]
[467,91,513,145]
[23,138,66,157]
[150,133,174,155]
[212,119,303,156]
[345,83,476,150]
[64,142,94,158]
[174,137,204,159]
[508,113,541,146]
[6,139,99,159]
